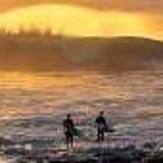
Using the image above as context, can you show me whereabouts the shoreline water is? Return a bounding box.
[0,140,163,163]
[0,133,162,163]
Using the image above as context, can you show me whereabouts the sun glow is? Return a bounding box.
[0,4,162,39]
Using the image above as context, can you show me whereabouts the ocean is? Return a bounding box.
[0,71,163,150]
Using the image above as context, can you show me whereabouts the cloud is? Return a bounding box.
[64,0,163,13]
[0,0,163,13]
[108,0,163,13]
[0,1,163,40]
[0,4,163,40]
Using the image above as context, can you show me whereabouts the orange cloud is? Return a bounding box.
[0,4,162,40]
[0,0,163,13]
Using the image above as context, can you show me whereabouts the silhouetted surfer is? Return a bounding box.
[95,111,107,142]
[63,114,75,149]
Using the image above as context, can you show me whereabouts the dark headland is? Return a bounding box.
[0,32,163,72]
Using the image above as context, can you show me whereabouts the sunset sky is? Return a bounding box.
[0,0,163,40]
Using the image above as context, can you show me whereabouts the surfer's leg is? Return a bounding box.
[97,128,101,142]
[70,134,74,148]
[101,130,105,142]
[65,132,70,150]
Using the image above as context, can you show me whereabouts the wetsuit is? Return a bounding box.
[63,118,75,148]
[95,116,106,142]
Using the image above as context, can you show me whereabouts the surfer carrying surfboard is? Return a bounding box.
[63,114,76,149]
[95,111,107,142]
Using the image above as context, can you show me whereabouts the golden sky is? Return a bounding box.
[0,0,162,40]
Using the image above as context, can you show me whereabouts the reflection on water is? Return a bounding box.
[0,71,163,146]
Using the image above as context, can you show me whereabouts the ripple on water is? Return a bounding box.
[0,71,163,146]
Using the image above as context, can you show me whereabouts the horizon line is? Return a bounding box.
[0,31,162,42]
